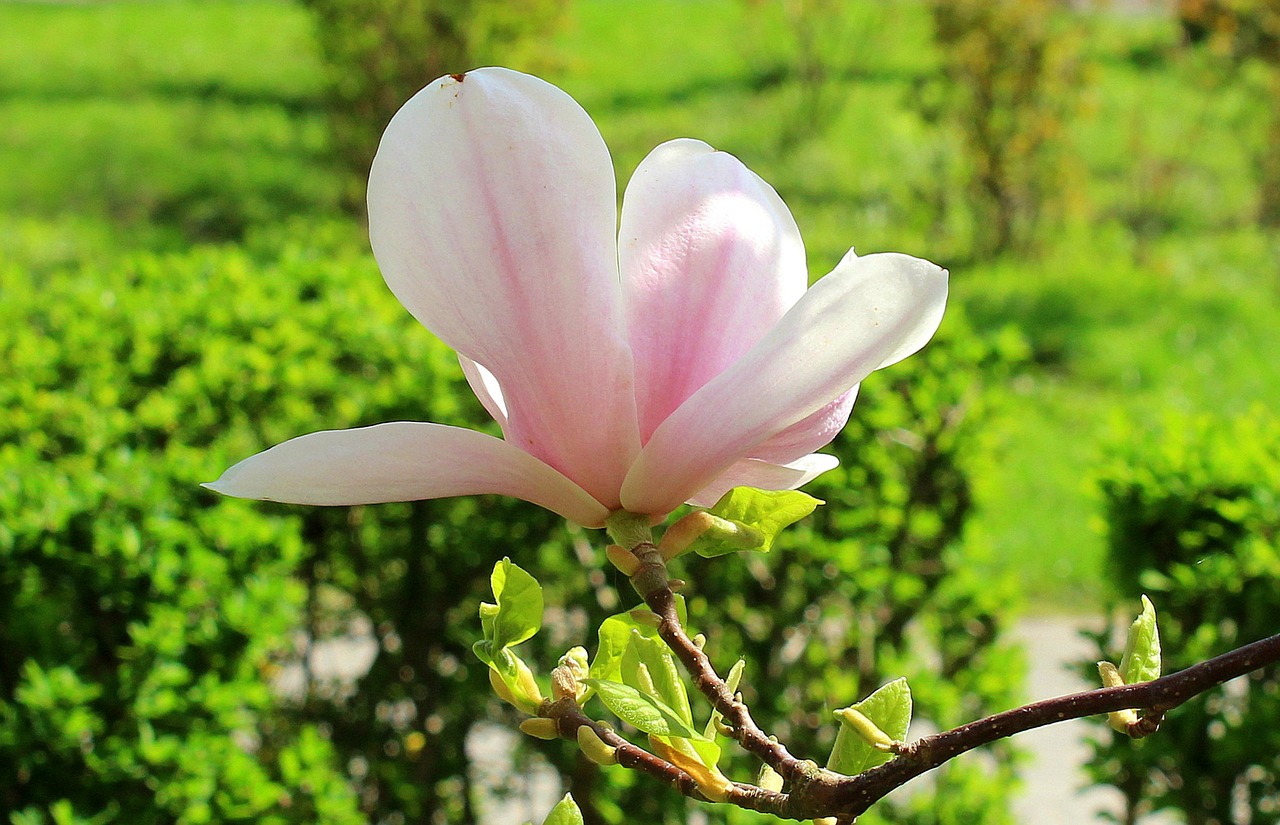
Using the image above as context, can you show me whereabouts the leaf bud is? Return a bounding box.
[756,763,784,793]
[627,608,662,628]
[576,725,619,766]
[648,735,734,802]
[513,658,545,711]
[658,511,717,560]
[605,544,642,576]
[833,707,898,752]
[489,668,520,707]
[551,646,591,703]
[1097,661,1140,733]
[519,718,560,741]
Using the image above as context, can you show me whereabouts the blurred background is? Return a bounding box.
[2,0,1280,823]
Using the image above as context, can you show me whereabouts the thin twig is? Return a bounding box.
[630,543,813,784]
[820,630,1280,818]
[538,697,789,811]
[625,545,1280,820]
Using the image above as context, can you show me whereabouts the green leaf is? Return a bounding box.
[704,658,744,739]
[691,487,823,558]
[539,794,584,825]
[485,557,543,651]
[654,731,724,773]
[478,602,499,643]
[829,677,912,776]
[621,630,693,727]
[583,678,706,740]
[685,736,723,771]
[590,597,688,684]
[1119,594,1161,685]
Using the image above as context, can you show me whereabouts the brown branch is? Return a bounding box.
[820,630,1280,819]
[539,696,703,797]
[622,544,1280,820]
[537,696,789,812]
[629,543,813,785]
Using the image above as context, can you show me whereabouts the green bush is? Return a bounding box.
[0,236,376,823]
[1088,410,1280,824]
[301,0,568,208]
[920,0,1084,259]
[0,227,1027,824]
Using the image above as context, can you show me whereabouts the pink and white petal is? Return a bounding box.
[458,354,508,429]
[203,422,612,527]
[621,251,947,516]
[620,139,807,441]
[748,386,858,465]
[368,68,640,507]
[685,454,840,508]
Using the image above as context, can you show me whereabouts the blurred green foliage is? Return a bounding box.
[0,214,1026,824]
[1175,0,1280,226]
[0,231,384,823]
[922,0,1084,259]
[1089,410,1280,824]
[301,0,568,208]
[2,0,1280,822]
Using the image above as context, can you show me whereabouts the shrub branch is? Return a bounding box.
[614,549,1280,821]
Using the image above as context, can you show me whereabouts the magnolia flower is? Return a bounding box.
[206,68,947,529]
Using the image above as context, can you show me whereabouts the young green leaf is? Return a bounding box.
[1119,594,1161,685]
[590,596,688,684]
[704,658,745,739]
[582,678,706,740]
[649,732,726,789]
[539,794,584,825]
[486,557,543,651]
[829,677,912,776]
[690,487,823,558]
[622,629,693,727]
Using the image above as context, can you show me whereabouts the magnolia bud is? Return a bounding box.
[576,725,619,766]
[519,718,560,741]
[551,646,591,703]
[648,735,734,802]
[605,544,642,576]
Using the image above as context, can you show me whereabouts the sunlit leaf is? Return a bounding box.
[590,596,687,684]
[583,678,706,740]
[622,630,692,727]
[829,677,911,776]
[487,557,543,651]
[538,794,583,825]
[1119,594,1161,685]
[689,487,822,557]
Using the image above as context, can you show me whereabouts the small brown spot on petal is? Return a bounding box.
[450,72,466,83]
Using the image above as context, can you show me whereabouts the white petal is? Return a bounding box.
[621,252,947,516]
[459,354,508,428]
[685,454,840,508]
[748,386,858,465]
[204,422,612,527]
[620,139,807,441]
[368,68,639,508]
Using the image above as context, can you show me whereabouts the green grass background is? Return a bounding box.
[4,0,1278,610]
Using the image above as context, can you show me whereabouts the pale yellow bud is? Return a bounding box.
[1098,661,1140,733]
[605,544,642,576]
[757,763,784,793]
[648,735,734,803]
[834,707,898,752]
[519,718,560,741]
[576,725,619,766]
